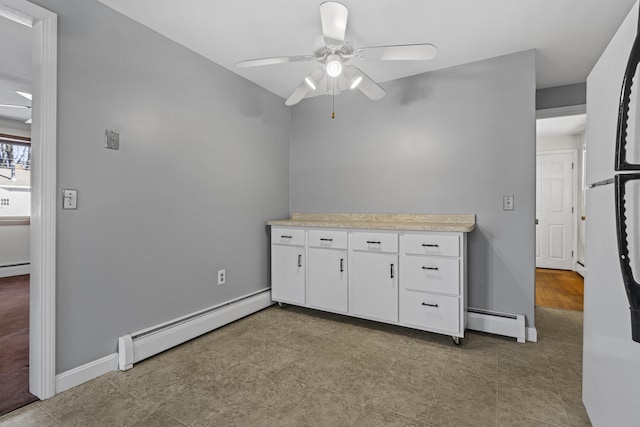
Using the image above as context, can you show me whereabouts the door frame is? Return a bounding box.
[536,148,579,271]
[1,0,58,399]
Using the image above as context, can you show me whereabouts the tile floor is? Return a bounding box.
[0,305,591,426]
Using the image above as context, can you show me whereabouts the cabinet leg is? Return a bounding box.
[452,336,461,345]
[277,302,285,309]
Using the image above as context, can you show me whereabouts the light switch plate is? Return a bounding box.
[503,195,514,211]
[63,189,78,209]
[105,129,119,150]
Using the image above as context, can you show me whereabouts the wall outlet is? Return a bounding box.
[503,195,514,211]
[217,269,226,286]
[63,189,78,209]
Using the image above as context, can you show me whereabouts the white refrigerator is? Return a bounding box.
[583,1,640,426]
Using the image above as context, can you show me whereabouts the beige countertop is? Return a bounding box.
[268,213,475,233]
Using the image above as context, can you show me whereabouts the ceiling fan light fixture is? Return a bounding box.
[304,76,317,90]
[350,75,363,89]
[326,54,342,77]
[15,90,32,101]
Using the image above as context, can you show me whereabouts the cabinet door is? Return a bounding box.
[350,251,398,323]
[271,244,305,305]
[308,248,348,313]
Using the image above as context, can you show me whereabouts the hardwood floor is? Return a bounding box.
[536,268,584,311]
[0,274,37,416]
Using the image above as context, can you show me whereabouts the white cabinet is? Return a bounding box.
[307,230,348,313]
[271,228,306,305]
[350,232,398,323]
[270,226,467,342]
[399,232,466,338]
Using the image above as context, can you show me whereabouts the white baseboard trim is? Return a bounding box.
[467,309,527,343]
[55,353,118,394]
[526,327,538,342]
[119,288,273,370]
[576,262,586,277]
[0,263,30,278]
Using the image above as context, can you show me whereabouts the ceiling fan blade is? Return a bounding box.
[285,69,325,106]
[235,55,312,68]
[0,104,30,109]
[320,2,348,45]
[345,66,385,100]
[285,81,310,106]
[358,44,438,61]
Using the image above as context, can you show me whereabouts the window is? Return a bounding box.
[0,142,31,217]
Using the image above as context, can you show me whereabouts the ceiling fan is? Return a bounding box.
[235,1,438,107]
[0,90,32,123]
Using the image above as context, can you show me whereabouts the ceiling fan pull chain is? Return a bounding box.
[331,79,336,119]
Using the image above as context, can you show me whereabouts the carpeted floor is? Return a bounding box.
[0,275,38,417]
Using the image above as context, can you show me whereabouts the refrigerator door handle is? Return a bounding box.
[615,9,640,171]
[615,173,640,342]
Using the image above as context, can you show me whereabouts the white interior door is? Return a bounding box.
[536,151,575,270]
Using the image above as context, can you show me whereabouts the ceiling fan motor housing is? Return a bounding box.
[313,35,353,62]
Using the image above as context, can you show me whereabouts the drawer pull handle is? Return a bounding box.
[340,258,344,272]
[320,238,333,242]
[281,235,293,239]
[298,254,302,268]
[422,302,439,308]
[367,240,381,244]
[422,266,439,271]
[422,244,439,247]
[390,263,395,279]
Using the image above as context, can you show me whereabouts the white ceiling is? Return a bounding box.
[537,114,587,138]
[0,15,31,123]
[0,0,637,124]
[96,0,637,100]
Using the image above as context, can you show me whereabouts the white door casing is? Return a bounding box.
[536,150,577,270]
[0,0,57,399]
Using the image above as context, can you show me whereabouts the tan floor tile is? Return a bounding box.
[353,405,426,427]
[367,375,434,422]
[498,382,569,426]
[208,398,288,427]
[38,376,178,427]
[427,395,497,427]
[0,404,60,427]
[499,411,560,426]
[563,402,592,427]
[317,358,387,406]
[242,369,314,414]
[285,387,364,427]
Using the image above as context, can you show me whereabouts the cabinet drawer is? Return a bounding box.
[271,227,305,246]
[308,229,348,249]
[400,291,460,334]
[400,256,460,295]
[401,233,459,257]
[351,232,398,253]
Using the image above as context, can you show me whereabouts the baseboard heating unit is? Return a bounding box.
[118,288,273,371]
[467,307,527,343]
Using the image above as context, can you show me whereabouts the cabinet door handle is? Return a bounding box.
[422,243,439,247]
[281,235,293,239]
[340,258,344,272]
[422,302,439,308]
[367,240,381,244]
[320,238,333,242]
[298,254,302,268]
[390,263,394,279]
[422,266,439,271]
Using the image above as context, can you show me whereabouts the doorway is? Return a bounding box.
[0,0,58,402]
[535,110,586,311]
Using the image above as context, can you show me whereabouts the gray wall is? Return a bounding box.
[536,82,587,110]
[32,0,290,373]
[291,51,537,325]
